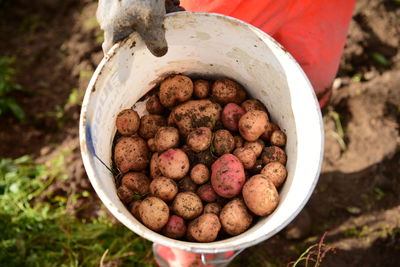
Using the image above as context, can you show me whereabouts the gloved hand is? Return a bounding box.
[97,0,171,57]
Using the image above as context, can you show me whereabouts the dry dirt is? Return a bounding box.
[0,0,399,266]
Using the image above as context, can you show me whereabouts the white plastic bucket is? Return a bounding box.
[79,12,324,254]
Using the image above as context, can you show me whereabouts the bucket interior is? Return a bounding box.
[80,13,323,253]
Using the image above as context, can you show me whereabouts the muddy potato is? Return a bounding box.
[261,162,288,187]
[190,163,210,185]
[116,109,140,135]
[139,115,167,140]
[233,147,257,169]
[270,130,287,147]
[154,126,180,152]
[129,200,142,220]
[242,174,279,216]
[117,185,134,204]
[261,146,287,165]
[241,99,267,113]
[238,110,269,142]
[243,139,265,157]
[172,192,203,220]
[158,148,190,179]
[221,103,246,132]
[211,78,246,105]
[193,79,210,99]
[121,172,150,196]
[261,122,279,141]
[186,127,212,152]
[220,198,253,236]
[213,129,235,156]
[146,95,164,114]
[171,100,222,136]
[186,149,215,168]
[162,215,187,239]
[159,75,193,107]
[234,135,244,149]
[150,177,178,201]
[114,136,149,173]
[150,153,163,179]
[147,138,157,152]
[203,203,222,215]
[197,184,218,203]
[188,213,221,242]
[139,197,170,231]
[178,176,198,192]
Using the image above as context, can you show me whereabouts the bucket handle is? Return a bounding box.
[201,248,244,265]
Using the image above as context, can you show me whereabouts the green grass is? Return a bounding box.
[0,156,153,267]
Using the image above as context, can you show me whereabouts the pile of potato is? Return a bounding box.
[113,75,288,242]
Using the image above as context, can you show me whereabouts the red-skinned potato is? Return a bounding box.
[190,163,210,185]
[262,146,287,165]
[261,162,288,187]
[261,122,279,141]
[172,192,203,220]
[243,139,265,157]
[154,127,180,152]
[233,147,257,169]
[121,172,150,196]
[162,215,187,239]
[139,115,167,140]
[221,103,246,132]
[186,127,212,152]
[211,154,245,198]
[270,130,287,147]
[146,95,164,114]
[242,174,279,216]
[158,148,190,179]
[193,79,210,99]
[150,177,178,201]
[211,78,246,105]
[213,129,235,156]
[114,136,149,173]
[197,184,218,203]
[241,99,267,113]
[139,197,170,231]
[219,198,253,236]
[187,213,221,242]
[116,109,140,135]
[238,110,269,142]
[203,203,222,215]
[159,75,193,107]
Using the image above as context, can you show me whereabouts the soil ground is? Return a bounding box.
[0,0,399,266]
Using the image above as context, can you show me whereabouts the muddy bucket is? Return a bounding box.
[79,12,323,256]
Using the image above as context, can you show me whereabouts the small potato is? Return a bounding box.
[241,99,267,113]
[261,146,287,165]
[172,100,222,136]
[147,138,157,152]
[186,127,212,152]
[139,197,170,231]
[150,153,163,179]
[154,127,180,152]
[117,185,134,204]
[211,154,245,198]
[221,103,246,132]
[270,130,287,147]
[190,164,210,185]
[233,147,257,169]
[261,162,288,187]
[129,200,142,220]
[188,213,221,242]
[242,174,279,216]
[172,192,203,220]
[162,215,187,239]
[234,135,244,148]
[178,176,198,192]
[121,172,150,196]
[261,122,279,141]
[139,115,167,140]
[146,95,164,114]
[114,136,149,173]
[220,198,253,236]
[238,110,269,142]
[116,109,140,135]
[150,177,178,201]
[158,149,190,179]
[203,203,222,215]
[213,129,235,156]
[243,139,265,157]
[159,75,193,107]
[193,79,210,99]
[197,184,217,203]
[211,78,246,105]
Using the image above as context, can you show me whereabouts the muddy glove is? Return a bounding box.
[97,0,168,57]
